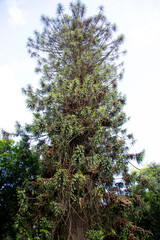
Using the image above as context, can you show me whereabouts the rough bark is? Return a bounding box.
[69,213,88,240]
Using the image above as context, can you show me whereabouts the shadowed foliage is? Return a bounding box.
[0,136,39,239]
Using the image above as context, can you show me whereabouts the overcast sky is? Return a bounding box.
[0,0,160,167]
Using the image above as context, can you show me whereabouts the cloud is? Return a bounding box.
[6,0,26,26]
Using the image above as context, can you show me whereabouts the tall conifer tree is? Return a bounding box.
[17,1,148,239]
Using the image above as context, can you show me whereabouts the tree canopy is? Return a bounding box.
[129,163,160,240]
[0,137,39,239]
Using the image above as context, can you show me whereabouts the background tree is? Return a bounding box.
[0,135,39,239]
[129,163,160,240]
[16,1,148,239]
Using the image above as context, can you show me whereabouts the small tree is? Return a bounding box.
[0,136,39,239]
[129,163,160,240]
[17,1,148,239]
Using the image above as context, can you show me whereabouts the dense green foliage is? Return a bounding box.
[15,1,149,239]
[129,163,160,240]
[0,137,39,239]
[1,1,157,239]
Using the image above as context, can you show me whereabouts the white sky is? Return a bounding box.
[0,0,160,167]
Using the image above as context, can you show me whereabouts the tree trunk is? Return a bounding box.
[69,212,88,240]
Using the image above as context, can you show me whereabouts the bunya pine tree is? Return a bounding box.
[16,1,149,239]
